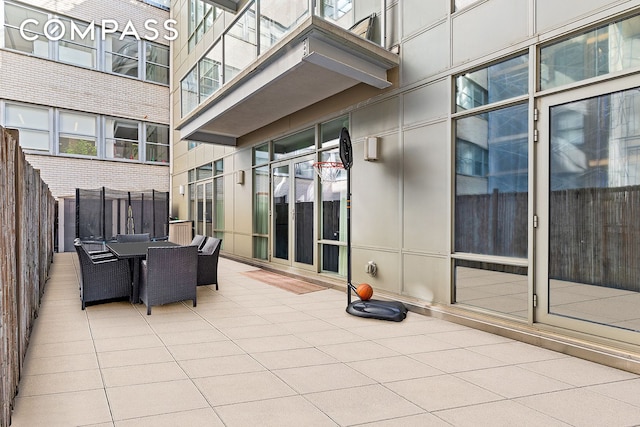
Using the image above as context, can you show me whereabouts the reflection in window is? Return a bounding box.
[253,143,269,165]
[541,14,640,91]
[3,2,49,58]
[455,54,529,112]
[549,87,640,328]
[196,163,213,180]
[181,68,199,116]
[188,0,220,51]
[5,103,50,151]
[455,103,528,258]
[145,42,169,84]
[322,0,352,21]
[253,166,269,259]
[106,118,138,160]
[320,148,347,274]
[454,259,528,318]
[146,124,169,162]
[59,111,96,156]
[58,18,96,67]
[273,128,314,159]
[199,52,222,101]
[321,116,348,147]
[106,34,139,78]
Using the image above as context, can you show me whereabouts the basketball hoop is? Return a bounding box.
[313,161,344,183]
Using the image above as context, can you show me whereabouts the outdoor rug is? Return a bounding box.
[242,270,326,294]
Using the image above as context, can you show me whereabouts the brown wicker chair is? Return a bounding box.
[116,233,151,242]
[74,242,131,309]
[197,237,222,289]
[139,245,198,315]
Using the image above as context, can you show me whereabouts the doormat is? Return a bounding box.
[242,270,326,294]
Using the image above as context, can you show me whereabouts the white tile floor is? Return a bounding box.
[9,253,640,426]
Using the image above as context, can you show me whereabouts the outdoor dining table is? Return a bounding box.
[106,241,179,303]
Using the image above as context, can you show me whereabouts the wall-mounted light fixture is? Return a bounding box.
[364,137,378,161]
[236,170,245,185]
[178,185,185,195]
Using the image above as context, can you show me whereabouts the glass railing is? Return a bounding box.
[181,0,381,117]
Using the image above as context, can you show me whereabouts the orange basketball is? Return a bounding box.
[356,283,373,301]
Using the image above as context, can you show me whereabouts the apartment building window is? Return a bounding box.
[105,118,139,160]
[453,53,529,317]
[59,111,97,156]
[181,68,198,116]
[106,33,139,78]
[2,2,169,85]
[146,124,169,162]
[213,159,224,241]
[145,42,170,85]
[2,101,168,164]
[540,13,640,91]
[58,17,97,68]
[4,103,50,151]
[322,0,352,21]
[188,0,220,51]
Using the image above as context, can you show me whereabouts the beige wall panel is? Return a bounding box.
[452,0,528,66]
[401,23,449,86]
[403,79,449,126]
[351,97,399,139]
[536,0,621,32]
[352,134,401,249]
[403,253,448,303]
[235,148,253,171]
[229,172,252,235]
[402,0,448,38]
[403,123,449,254]
[352,248,401,294]
[234,234,253,258]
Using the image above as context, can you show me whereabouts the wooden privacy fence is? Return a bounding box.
[456,186,640,292]
[0,126,55,427]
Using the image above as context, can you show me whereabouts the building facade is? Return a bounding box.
[177,0,640,368]
[0,0,172,250]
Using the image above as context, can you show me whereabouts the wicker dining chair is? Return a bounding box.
[197,237,222,289]
[116,233,151,243]
[139,245,198,315]
[190,234,207,250]
[74,242,131,309]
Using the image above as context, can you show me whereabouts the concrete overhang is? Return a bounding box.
[176,15,399,146]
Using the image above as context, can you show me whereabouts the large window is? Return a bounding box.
[106,33,139,78]
[2,101,168,164]
[59,111,97,156]
[453,54,529,318]
[3,2,49,57]
[2,2,169,85]
[146,124,169,163]
[541,14,640,91]
[145,42,170,85]
[58,17,97,68]
[322,0,352,21]
[105,118,139,160]
[188,0,221,51]
[4,103,50,151]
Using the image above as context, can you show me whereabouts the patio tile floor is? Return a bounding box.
[9,252,640,426]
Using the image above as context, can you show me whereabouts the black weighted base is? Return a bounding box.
[346,299,407,322]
